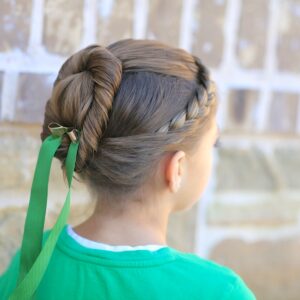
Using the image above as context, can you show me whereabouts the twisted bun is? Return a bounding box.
[41,39,217,195]
[41,44,122,173]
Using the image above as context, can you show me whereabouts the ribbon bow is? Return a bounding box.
[48,122,80,143]
[9,122,81,299]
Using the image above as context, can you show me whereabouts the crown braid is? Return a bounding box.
[156,80,216,133]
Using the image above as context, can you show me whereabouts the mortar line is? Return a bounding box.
[80,0,98,47]
[256,0,280,131]
[133,0,148,39]
[179,0,197,51]
[1,72,19,121]
[297,94,300,133]
[28,0,45,50]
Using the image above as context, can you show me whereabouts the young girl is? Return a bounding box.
[0,38,256,299]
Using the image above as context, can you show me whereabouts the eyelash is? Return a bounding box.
[214,137,221,148]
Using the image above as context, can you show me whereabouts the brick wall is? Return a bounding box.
[0,1,299,299]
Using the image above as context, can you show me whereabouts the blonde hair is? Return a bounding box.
[41,38,217,209]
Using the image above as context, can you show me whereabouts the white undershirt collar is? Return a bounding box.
[66,224,167,252]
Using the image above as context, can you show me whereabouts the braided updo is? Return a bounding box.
[41,38,217,203]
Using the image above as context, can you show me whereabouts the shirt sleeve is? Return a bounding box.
[223,275,257,300]
[0,248,21,299]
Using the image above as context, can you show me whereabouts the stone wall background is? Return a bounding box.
[0,0,299,299]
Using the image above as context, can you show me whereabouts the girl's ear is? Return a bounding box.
[164,150,186,193]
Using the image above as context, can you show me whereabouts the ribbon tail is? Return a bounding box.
[17,135,62,283]
[9,138,79,300]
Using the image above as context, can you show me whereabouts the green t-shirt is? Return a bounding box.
[0,224,256,300]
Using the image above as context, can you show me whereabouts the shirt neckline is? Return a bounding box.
[55,224,180,267]
[66,224,168,252]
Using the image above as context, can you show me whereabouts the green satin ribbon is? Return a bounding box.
[8,126,80,300]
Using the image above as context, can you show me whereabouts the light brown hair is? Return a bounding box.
[41,38,217,211]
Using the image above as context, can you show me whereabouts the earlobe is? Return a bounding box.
[173,179,182,192]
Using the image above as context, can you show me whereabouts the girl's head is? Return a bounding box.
[41,38,218,215]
